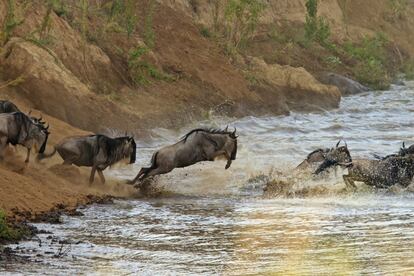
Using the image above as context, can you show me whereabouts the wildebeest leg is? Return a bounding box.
[0,137,8,160]
[343,174,357,190]
[143,167,173,178]
[25,148,31,163]
[89,166,97,184]
[97,169,105,184]
[128,167,149,184]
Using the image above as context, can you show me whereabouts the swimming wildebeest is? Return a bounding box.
[129,127,238,184]
[296,140,352,173]
[39,134,136,184]
[0,100,20,113]
[0,112,50,162]
[315,146,414,189]
[373,142,414,160]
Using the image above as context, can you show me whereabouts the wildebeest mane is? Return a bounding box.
[181,128,233,142]
[0,100,20,113]
[96,134,136,165]
[7,112,30,145]
[306,148,326,160]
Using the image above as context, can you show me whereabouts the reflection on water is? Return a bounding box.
[4,196,414,275]
[3,83,414,275]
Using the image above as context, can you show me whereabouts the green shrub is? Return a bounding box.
[304,0,331,46]
[200,27,211,38]
[325,55,342,69]
[0,210,18,242]
[106,0,138,39]
[223,0,266,51]
[1,0,27,46]
[355,58,390,90]
[128,46,173,86]
[401,60,414,80]
[343,33,390,89]
[388,0,408,19]
[144,0,156,48]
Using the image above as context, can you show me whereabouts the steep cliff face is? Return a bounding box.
[0,0,346,137]
[168,0,414,89]
[170,0,414,56]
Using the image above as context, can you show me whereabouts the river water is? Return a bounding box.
[2,82,414,275]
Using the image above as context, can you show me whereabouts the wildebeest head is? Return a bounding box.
[29,117,50,154]
[116,135,136,164]
[314,140,352,174]
[398,142,414,156]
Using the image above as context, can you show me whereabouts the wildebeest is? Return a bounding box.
[314,145,414,189]
[0,112,50,162]
[38,134,136,184]
[0,100,20,113]
[296,140,352,174]
[129,127,238,184]
[373,142,414,160]
[340,156,414,189]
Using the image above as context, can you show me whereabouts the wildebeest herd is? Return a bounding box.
[1,99,413,191]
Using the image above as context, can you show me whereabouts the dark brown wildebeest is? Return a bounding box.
[373,142,414,160]
[314,145,414,189]
[0,112,50,163]
[340,156,414,189]
[129,127,238,184]
[296,140,352,174]
[0,100,20,113]
[39,134,136,184]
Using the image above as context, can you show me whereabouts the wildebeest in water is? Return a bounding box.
[0,112,50,163]
[314,143,414,189]
[296,140,352,174]
[129,127,238,184]
[39,134,136,184]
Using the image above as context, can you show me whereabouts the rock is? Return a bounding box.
[247,57,341,111]
[318,72,370,96]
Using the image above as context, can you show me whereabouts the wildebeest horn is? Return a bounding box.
[344,140,348,148]
[224,125,228,132]
[403,142,406,149]
[336,140,341,147]
[28,110,32,116]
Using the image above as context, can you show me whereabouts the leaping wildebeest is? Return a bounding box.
[129,127,238,184]
[38,134,136,184]
[0,112,50,163]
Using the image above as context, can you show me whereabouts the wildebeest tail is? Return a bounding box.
[36,146,57,161]
[130,139,137,164]
[149,151,159,169]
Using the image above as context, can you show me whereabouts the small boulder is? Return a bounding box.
[319,72,370,96]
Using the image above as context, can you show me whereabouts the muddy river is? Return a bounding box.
[2,82,414,275]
